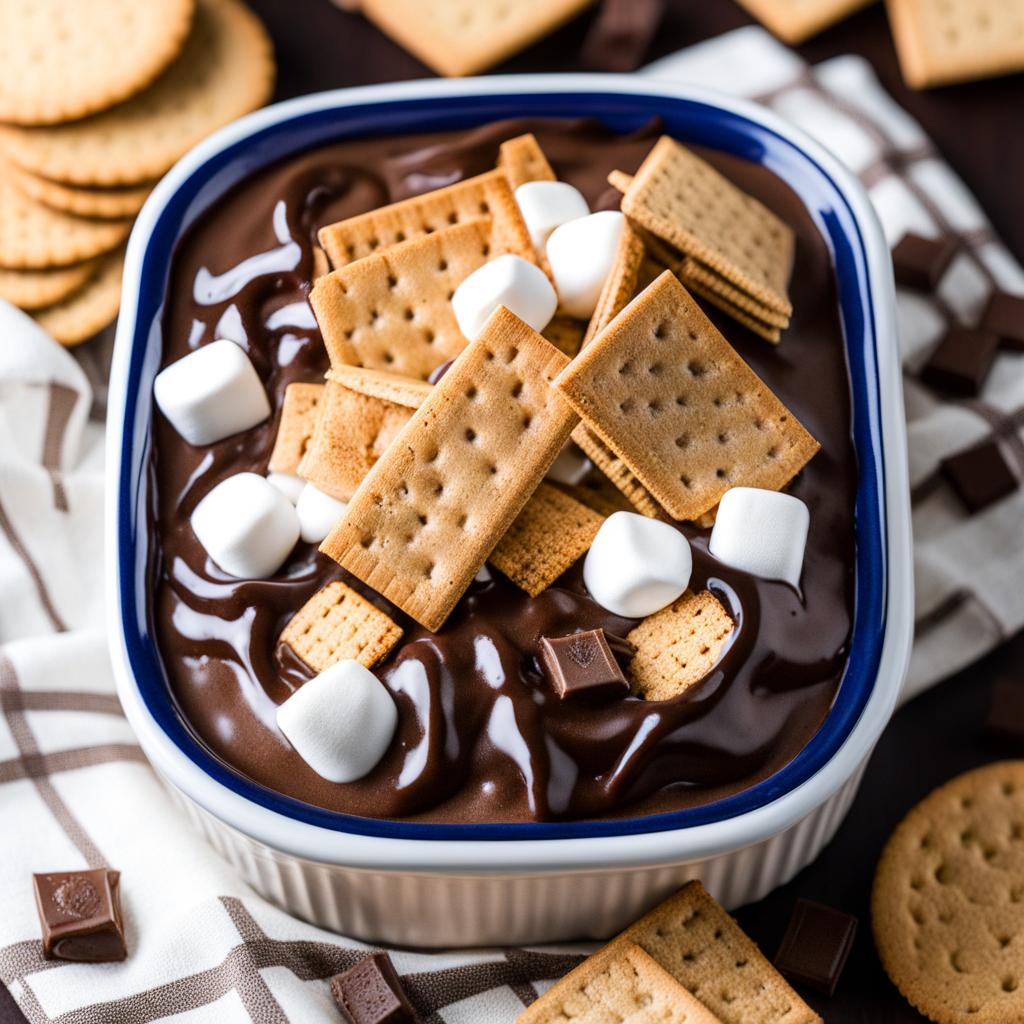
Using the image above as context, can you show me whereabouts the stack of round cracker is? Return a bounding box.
[0,0,275,345]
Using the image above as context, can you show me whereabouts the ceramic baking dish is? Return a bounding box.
[107,75,913,947]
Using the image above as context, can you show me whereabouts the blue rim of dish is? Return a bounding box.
[118,89,886,841]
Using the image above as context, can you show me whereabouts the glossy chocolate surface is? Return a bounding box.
[149,118,856,823]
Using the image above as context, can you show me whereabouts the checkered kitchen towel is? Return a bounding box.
[2,25,1023,1023]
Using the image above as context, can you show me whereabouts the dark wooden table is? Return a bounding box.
[3,3,1020,1022]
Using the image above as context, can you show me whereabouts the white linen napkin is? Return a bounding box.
[2,26,1022,1022]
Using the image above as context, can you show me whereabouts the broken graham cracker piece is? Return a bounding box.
[321,308,577,631]
[298,380,415,502]
[622,137,795,316]
[489,482,604,596]
[318,168,533,270]
[518,942,723,1024]
[628,591,734,701]
[311,218,497,380]
[680,257,791,329]
[280,580,403,673]
[571,423,664,519]
[583,219,646,347]
[556,272,819,521]
[499,133,556,190]
[267,382,325,475]
[326,365,433,409]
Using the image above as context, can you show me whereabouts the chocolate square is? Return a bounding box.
[33,869,126,962]
[774,898,857,996]
[920,326,1000,396]
[330,952,417,1024]
[985,677,1024,744]
[980,290,1024,351]
[539,629,631,702]
[941,440,1018,513]
[892,232,957,291]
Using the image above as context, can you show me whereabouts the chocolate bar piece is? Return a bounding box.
[980,290,1024,351]
[941,439,1018,513]
[920,326,1000,396]
[891,233,957,291]
[330,952,418,1024]
[774,898,857,996]
[33,869,126,962]
[539,629,631,702]
[985,676,1024,745]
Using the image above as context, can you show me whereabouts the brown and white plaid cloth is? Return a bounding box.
[2,27,1023,1021]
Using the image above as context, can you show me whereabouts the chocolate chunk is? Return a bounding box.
[985,676,1024,744]
[941,439,1018,513]
[330,952,418,1024]
[539,628,631,702]
[891,233,957,291]
[33,869,126,962]
[920,326,1000,396]
[580,0,665,73]
[980,290,1024,351]
[774,898,857,996]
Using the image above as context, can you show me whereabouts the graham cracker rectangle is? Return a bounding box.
[616,881,821,1024]
[628,590,735,701]
[542,315,586,358]
[555,272,819,521]
[518,942,723,1024]
[268,382,325,474]
[280,580,403,673]
[321,308,577,631]
[489,481,604,596]
[326,365,433,409]
[318,168,534,270]
[499,132,556,190]
[680,258,791,329]
[583,218,646,347]
[298,381,415,502]
[622,137,795,316]
[683,274,785,345]
[735,0,872,44]
[571,422,664,519]
[311,218,495,381]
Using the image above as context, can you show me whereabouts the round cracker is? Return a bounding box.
[873,761,1024,1024]
[0,259,100,311]
[32,247,124,347]
[0,0,275,187]
[7,162,153,220]
[0,0,195,126]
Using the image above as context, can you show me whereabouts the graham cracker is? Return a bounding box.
[0,0,275,187]
[615,881,821,1024]
[873,761,1024,1024]
[555,272,819,521]
[518,942,722,1024]
[0,0,195,126]
[734,0,873,44]
[0,259,99,311]
[621,137,795,316]
[298,380,414,502]
[489,481,604,596]
[680,258,791,329]
[326,365,433,409]
[583,219,646,347]
[311,219,495,380]
[542,315,586,358]
[317,168,533,270]
[32,247,124,346]
[556,476,633,519]
[888,0,1024,88]
[7,161,153,220]
[683,275,785,346]
[321,308,577,631]
[608,169,634,195]
[267,382,325,475]
[279,580,403,673]
[360,0,595,78]
[571,423,664,519]
[499,133,556,190]
[627,591,735,701]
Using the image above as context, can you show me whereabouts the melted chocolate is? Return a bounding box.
[150,118,855,823]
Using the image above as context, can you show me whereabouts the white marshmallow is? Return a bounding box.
[266,472,305,505]
[545,441,591,486]
[296,483,348,544]
[191,472,300,579]
[276,660,398,783]
[709,488,809,588]
[514,181,590,252]
[583,511,692,618]
[154,339,270,446]
[546,210,625,319]
[451,254,557,341]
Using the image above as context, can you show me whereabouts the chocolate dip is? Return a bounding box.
[149,118,855,823]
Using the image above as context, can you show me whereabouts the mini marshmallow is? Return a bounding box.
[546,210,626,319]
[296,483,348,544]
[546,441,591,486]
[514,180,590,252]
[709,488,809,588]
[191,472,300,579]
[276,660,397,783]
[154,339,270,446]
[451,254,557,341]
[583,511,692,618]
[266,472,305,505]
